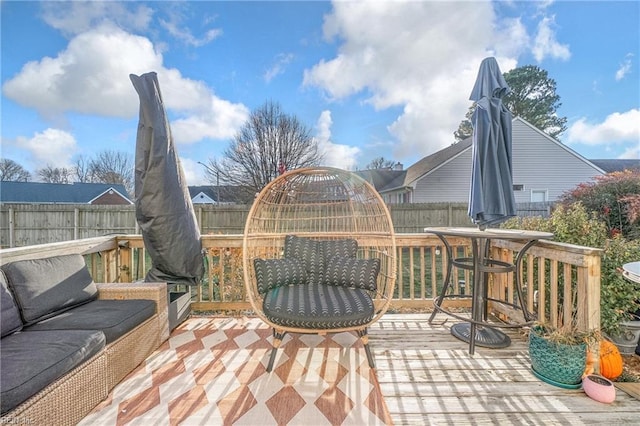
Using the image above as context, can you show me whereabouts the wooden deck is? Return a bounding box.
[371,313,639,425]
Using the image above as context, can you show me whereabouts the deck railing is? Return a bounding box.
[0,233,601,333]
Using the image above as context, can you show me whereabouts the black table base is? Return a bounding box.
[450,323,511,348]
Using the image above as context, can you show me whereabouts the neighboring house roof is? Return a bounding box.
[589,159,640,173]
[189,186,218,203]
[355,169,406,193]
[0,182,132,204]
[188,185,244,204]
[400,137,473,192]
[373,116,610,194]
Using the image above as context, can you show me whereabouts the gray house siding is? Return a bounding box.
[413,150,473,202]
[411,118,604,203]
[510,119,604,202]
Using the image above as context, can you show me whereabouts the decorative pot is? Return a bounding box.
[528,326,587,388]
[582,374,616,404]
[609,320,640,355]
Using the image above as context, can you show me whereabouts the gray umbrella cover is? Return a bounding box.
[467,57,517,228]
[130,72,204,285]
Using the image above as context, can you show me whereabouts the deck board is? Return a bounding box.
[370,313,639,425]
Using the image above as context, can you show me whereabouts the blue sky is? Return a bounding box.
[1,0,638,185]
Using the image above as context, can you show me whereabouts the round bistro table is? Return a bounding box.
[425,227,554,355]
[622,261,640,284]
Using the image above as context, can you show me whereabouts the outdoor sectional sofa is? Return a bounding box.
[0,253,169,426]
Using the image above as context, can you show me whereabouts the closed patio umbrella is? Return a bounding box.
[130,72,203,286]
[467,57,516,229]
[448,58,518,351]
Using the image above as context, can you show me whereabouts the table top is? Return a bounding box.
[424,226,554,240]
[622,261,640,284]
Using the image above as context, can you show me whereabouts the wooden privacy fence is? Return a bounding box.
[0,232,601,334]
[0,202,554,247]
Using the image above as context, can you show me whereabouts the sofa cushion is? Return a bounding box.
[25,299,156,344]
[1,270,23,337]
[2,254,98,326]
[324,257,380,291]
[254,258,308,294]
[262,282,375,330]
[0,329,105,415]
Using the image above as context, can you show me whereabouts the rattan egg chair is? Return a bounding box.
[243,167,396,371]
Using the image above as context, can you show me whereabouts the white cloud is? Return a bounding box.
[619,146,639,160]
[303,1,518,161]
[15,128,77,170]
[171,95,249,143]
[158,10,222,48]
[41,1,153,36]
[314,110,360,169]
[180,157,208,186]
[566,109,640,146]
[2,25,248,144]
[532,15,571,62]
[264,53,295,82]
[3,24,162,120]
[615,53,634,81]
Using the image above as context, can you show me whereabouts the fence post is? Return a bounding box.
[74,208,79,240]
[8,207,15,248]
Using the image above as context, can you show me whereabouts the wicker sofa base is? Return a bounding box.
[0,282,169,426]
[105,316,159,389]
[1,346,108,426]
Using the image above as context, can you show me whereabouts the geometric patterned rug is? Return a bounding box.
[79,316,392,425]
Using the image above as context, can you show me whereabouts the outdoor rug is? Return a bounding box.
[79,316,392,425]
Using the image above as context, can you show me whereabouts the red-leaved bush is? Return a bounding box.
[560,169,640,240]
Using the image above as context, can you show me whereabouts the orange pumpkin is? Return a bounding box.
[599,340,623,380]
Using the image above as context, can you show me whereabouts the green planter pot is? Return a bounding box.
[528,326,587,388]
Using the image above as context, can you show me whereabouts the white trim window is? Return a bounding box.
[530,189,548,202]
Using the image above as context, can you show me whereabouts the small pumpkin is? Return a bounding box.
[599,340,623,380]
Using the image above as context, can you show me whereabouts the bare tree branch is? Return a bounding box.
[37,165,73,183]
[204,101,321,202]
[0,158,31,182]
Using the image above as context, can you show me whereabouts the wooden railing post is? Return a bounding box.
[577,253,601,332]
[117,239,132,283]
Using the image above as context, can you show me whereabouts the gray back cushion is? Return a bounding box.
[320,239,358,260]
[284,236,324,282]
[0,269,23,337]
[284,236,358,284]
[2,254,98,325]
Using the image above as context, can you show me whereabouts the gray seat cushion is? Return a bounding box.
[262,282,374,330]
[1,270,23,337]
[0,329,105,414]
[2,254,98,325]
[25,299,156,344]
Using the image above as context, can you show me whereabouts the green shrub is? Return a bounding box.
[600,237,640,335]
[560,169,640,240]
[503,202,640,335]
[503,202,607,247]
